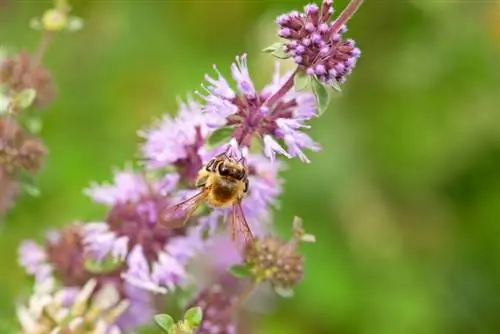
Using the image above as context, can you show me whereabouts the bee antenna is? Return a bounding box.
[238,156,247,166]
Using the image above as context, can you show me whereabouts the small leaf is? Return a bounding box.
[154,314,175,333]
[29,18,42,31]
[271,48,290,59]
[19,172,40,197]
[207,125,234,147]
[262,42,284,53]
[184,306,203,327]
[293,72,311,91]
[23,182,40,197]
[84,255,122,274]
[227,264,252,278]
[17,89,37,110]
[0,95,10,115]
[328,79,342,92]
[301,233,316,243]
[274,286,295,298]
[26,117,43,134]
[292,216,303,230]
[312,79,331,116]
[67,16,84,32]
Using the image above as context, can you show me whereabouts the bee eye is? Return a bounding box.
[218,163,229,176]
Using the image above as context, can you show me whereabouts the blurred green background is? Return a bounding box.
[1,0,500,333]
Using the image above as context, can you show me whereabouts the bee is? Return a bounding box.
[160,152,254,247]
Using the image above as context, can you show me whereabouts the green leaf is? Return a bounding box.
[17,89,37,109]
[84,255,122,274]
[67,16,84,32]
[227,264,252,278]
[262,42,284,53]
[20,173,40,197]
[26,117,43,134]
[207,125,234,147]
[301,233,316,243]
[262,42,290,59]
[155,314,175,333]
[274,286,295,298]
[293,72,311,91]
[328,79,342,92]
[312,79,331,116]
[184,307,203,327]
[0,95,10,115]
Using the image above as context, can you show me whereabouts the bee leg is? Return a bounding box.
[195,174,209,188]
[243,178,249,194]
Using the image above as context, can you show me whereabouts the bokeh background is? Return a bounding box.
[1,0,500,333]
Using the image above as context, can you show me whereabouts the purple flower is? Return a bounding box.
[199,57,320,162]
[17,223,154,330]
[83,168,205,294]
[139,97,213,181]
[186,284,238,334]
[277,0,362,85]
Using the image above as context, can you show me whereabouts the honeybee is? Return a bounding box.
[160,152,254,247]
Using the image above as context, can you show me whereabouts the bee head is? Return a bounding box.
[218,159,246,180]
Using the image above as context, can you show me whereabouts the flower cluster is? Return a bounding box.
[15,0,363,332]
[0,0,77,216]
[0,51,56,109]
[277,0,362,85]
[17,278,128,334]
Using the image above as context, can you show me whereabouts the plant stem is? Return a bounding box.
[265,67,299,109]
[328,0,364,35]
[33,31,53,66]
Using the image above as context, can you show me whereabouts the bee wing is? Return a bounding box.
[158,188,210,228]
[227,200,254,251]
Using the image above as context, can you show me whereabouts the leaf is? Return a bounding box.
[207,125,234,147]
[274,286,295,298]
[262,42,290,59]
[20,173,40,197]
[262,42,284,53]
[67,16,84,32]
[301,233,316,243]
[227,264,252,278]
[17,89,37,109]
[312,78,331,116]
[328,79,342,93]
[293,72,311,91]
[26,117,43,134]
[22,182,40,197]
[154,314,175,333]
[184,307,203,327]
[84,255,122,274]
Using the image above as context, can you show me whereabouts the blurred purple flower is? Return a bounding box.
[17,223,155,330]
[199,56,320,163]
[186,284,238,334]
[83,168,205,294]
[139,97,214,181]
[277,0,361,85]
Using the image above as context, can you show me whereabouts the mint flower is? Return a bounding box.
[140,98,213,181]
[200,57,319,162]
[18,223,156,330]
[17,278,127,334]
[277,0,362,85]
[83,169,204,294]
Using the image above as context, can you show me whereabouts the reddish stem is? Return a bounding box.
[328,0,364,35]
[264,67,299,109]
[32,31,53,66]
